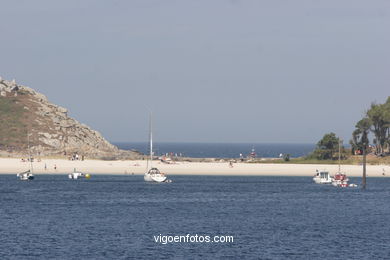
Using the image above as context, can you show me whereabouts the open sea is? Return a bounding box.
[1,175,389,259]
[115,142,316,158]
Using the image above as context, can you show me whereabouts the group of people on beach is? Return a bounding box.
[21,157,41,162]
[68,153,84,161]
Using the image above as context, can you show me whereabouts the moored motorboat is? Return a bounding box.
[68,169,91,180]
[313,170,332,184]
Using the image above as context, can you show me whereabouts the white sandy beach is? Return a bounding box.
[0,158,389,177]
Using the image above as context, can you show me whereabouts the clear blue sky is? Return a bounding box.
[1,0,389,143]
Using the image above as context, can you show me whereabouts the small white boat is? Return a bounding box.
[144,167,167,183]
[313,170,332,184]
[68,169,90,180]
[17,170,34,181]
[160,156,174,164]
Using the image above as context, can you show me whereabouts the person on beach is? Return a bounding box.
[54,164,57,170]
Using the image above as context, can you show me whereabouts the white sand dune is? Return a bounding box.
[0,158,388,177]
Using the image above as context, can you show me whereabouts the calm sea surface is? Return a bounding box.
[115,142,316,158]
[1,175,389,259]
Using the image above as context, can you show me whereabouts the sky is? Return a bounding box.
[0,0,389,143]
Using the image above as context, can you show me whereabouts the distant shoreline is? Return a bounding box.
[114,142,316,159]
[0,158,388,177]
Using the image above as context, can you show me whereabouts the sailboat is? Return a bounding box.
[17,132,35,181]
[144,112,168,183]
[332,139,349,187]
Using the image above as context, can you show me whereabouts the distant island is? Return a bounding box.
[0,77,140,159]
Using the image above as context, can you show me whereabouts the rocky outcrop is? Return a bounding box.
[0,77,140,159]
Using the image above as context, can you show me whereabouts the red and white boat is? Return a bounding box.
[332,173,349,187]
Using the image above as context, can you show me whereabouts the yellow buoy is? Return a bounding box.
[85,174,91,179]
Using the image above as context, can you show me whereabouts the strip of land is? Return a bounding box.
[0,158,388,177]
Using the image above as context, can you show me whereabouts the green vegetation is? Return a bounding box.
[351,97,390,155]
[349,97,390,188]
[297,96,390,166]
[231,97,390,166]
[257,157,354,165]
[307,132,346,160]
[256,155,390,165]
[0,96,27,149]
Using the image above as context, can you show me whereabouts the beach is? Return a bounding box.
[0,158,388,177]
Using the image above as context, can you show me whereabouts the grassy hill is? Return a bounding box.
[0,78,139,159]
[0,94,30,151]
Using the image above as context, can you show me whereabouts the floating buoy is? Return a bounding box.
[85,174,91,179]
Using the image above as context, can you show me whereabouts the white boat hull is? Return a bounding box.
[144,173,167,183]
[332,173,349,187]
[69,173,81,179]
[144,173,154,182]
[68,172,89,180]
[19,175,34,181]
[17,171,34,181]
[332,180,349,187]
[313,176,332,184]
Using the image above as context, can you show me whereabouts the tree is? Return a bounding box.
[367,103,389,155]
[311,133,342,160]
[350,129,361,155]
[384,97,390,151]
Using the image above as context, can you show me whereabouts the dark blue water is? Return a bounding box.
[115,142,316,158]
[1,175,389,259]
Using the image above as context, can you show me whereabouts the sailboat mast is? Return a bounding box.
[149,111,153,166]
[338,138,341,173]
[28,132,33,174]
